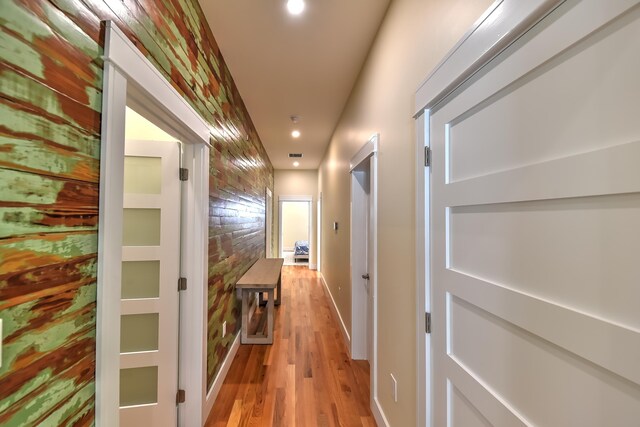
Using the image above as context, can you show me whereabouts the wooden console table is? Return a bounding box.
[236,258,284,344]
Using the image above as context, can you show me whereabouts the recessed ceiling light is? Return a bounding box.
[287,0,305,15]
[291,130,301,138]
[293,161,300,167]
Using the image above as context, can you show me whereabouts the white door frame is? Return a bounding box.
[317,192,322,272]
[266,188,273,258]
[350,163,371,361]
[414,1,567,425]
[98,21,210,427]
[414,111,432,427]
[278,195,313,262]
[349,134,380,423]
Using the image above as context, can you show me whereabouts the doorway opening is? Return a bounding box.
[266,188,273,257]
[349,134,379,415]
[317,192,322,272]
[118,107,182,425]
[278,197,312,266]
[98,22,210,427]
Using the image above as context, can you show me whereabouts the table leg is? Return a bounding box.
[267,288,274,344]
[275,273,282,306]
[241,289,249,344]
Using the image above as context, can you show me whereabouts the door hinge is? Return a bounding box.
[178,277,187,291]
[176,389,186,404]
[179,167,189,181]
[424,146,432,167]
[425,312,431,334]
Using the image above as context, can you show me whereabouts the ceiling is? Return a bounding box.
[198,0,390,170]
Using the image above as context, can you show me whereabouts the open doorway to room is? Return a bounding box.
[98,22,210,427]
[278,197,312,266]
[350,135,378,412]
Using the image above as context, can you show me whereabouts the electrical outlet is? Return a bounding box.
[390,373,398,402]
[222,321,227,338]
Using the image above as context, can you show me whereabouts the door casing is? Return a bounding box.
[349,134,380,424]
[98,21,210,427]
[266,188,273,258]
[278,195,313,262]
[414,0,640,425]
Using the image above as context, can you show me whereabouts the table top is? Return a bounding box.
[236,258,284,289]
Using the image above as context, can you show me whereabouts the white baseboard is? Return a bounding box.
[204,294,258,418]
[372,397,391,427]
[309,263,317,270]
[319,273,350,354]
[204,332,240,420]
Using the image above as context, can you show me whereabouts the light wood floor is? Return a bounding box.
[205,266,375,427]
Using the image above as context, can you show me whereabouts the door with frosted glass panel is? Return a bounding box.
[120,139,180,426]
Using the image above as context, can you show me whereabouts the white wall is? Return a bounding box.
[125,107,178,141]
[318,0,494,425]
[281,202,309,250]
[274,169,318,266]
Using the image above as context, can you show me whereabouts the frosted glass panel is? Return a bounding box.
[120,366,158,406]
[121,313,159,353]
[122,209,160,246]
[124,156,161,194]
[121,261,160,299]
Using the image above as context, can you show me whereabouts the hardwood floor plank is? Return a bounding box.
[206,266,375,426]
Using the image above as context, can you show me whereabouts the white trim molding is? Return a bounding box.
[98,21,210,427]
[320,273,351,352]
[413,1,575,426]
[373,397,391,427]
[103,22,211,146]
[414,0,564,115]
[349,133,379,423]
[415,111,430,427]
[349,134,379,172]
[204,333,241,417]
[266,188,273,258]
[96,46,127,427]
[278,195,313,202]
[277,196,314,264]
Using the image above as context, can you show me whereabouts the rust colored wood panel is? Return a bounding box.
[48,0,104,44]
[0,0,273,424]
[0,98,100,160]
[1,67,101,137]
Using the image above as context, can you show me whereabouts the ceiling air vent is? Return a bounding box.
[288,153,303,158]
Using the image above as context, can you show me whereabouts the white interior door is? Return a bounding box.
[120,139,181,426]
[317,193,322,272]
[430,2,640,426]
[351,164,371,361]
[266,188,273,257]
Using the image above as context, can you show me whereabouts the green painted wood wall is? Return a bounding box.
[0,0,273,425]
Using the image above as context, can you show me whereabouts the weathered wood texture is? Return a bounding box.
[206,266,376,427]
[0,0,273,424]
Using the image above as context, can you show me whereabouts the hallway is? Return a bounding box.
[205,266,375,427]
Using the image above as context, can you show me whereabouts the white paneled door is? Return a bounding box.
[119,139,181,426]
[429,1,640,426]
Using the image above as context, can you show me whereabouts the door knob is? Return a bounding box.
[362,274,370,280]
